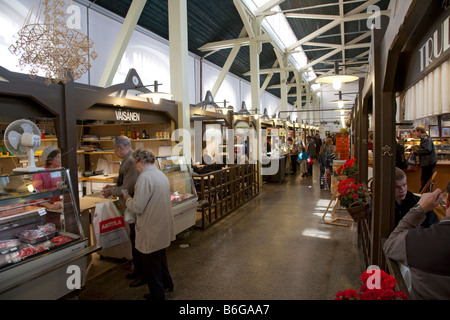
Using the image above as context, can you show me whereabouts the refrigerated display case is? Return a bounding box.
[156,155,198,235]
[0,169,98,299]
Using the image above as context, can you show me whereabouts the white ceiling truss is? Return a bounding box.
[198,0,393,118]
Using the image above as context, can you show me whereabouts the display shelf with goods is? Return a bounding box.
[77,120,174,195]
[0,168,98,299]
[156,155,198,235]
[402,136,450,193]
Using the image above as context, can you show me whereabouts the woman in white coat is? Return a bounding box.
[123,149,175,300]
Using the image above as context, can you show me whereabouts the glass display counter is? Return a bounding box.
[0,169,99,299]
[156,155,198,234]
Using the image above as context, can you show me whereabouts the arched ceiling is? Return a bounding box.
[88,0,392,107]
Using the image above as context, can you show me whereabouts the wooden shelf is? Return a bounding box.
[77,122,164,127]
[81,138,170,142]
[77,151,115,155]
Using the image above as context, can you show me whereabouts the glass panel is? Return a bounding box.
[156,155,197,205]
[0,169,83,269]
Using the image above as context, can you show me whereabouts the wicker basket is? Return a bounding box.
[347,202,369,222]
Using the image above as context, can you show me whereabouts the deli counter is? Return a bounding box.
[156,155,198,235]
[0,169,98,299]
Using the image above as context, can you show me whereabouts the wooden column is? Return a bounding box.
[371,15,391,266]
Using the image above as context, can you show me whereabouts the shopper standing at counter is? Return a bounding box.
[123,149,175,301]
[101,136,140,286]
[414,126,437,191]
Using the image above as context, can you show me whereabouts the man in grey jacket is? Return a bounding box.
[102,136,140,286]
[384,186,450,300]
[414,126,437,191]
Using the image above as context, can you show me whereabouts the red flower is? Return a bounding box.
[334,289,359,300]
[335,268,407,300]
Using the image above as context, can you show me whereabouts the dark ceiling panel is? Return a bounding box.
[89,0,391,102]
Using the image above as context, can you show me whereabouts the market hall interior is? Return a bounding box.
[68,163,365,300]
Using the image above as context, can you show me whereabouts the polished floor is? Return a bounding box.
[71,163,366,300]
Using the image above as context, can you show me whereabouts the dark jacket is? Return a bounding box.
[306,140,316,158]
[396,142,407,169]
[395,191,439,227]
[384,208,450,300]
[417,134,437,167]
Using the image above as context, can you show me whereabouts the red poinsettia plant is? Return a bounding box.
[337,178,367,208]
[335,268,408,300]
[336,158,358,176]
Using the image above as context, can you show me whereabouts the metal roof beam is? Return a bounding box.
[211,28,247,98]
[255,0,285,16]
[260,60,279,96]
[234,0,255,38]
[286,0,389,52]
[242,66,296,76]
[98,0,147,87]
[198,34,270,52]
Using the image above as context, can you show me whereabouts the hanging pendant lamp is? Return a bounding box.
[330,91,353,109]
[315,61,359,90]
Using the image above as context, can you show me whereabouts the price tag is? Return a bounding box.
[38,208,47,216]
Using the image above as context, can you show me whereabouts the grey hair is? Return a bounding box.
[132,149,156,164]
[114,136,131,148]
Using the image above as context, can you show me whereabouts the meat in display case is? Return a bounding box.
[156,155,198,235]
[0,169,99,299]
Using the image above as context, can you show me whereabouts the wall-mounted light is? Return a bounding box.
[215,99,234,114]
[195,90,220,112]
[236,101,251,115]
[249,107,263,119]
[137,80,172,104]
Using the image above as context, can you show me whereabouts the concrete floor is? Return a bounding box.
[71,163,366,300]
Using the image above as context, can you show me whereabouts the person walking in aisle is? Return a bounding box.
[318,144,330,190]
[101,136,141,287]
[297,146,309,178]
[314,133,322,159]
[413,126,437,191]
[123,149,175,300]
[306,136,316,176]
[287,137,299,174]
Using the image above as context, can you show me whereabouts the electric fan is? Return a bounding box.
[4,119,44,172]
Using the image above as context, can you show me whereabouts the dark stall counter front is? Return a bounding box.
[405,162,450,193]
[262,156,286,183]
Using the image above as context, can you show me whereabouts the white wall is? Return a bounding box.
[0,0,294,117]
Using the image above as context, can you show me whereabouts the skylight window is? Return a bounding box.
[242,0,317,82]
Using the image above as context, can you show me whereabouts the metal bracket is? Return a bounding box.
[382,145,393,156]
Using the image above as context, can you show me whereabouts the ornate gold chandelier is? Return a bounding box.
[8,0,97,85]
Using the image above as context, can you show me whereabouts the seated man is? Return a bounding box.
[394,167,438,227]
[384,186,450,300]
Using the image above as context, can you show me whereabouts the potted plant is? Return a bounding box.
[337,178,368,222]
[336,158,358,178]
